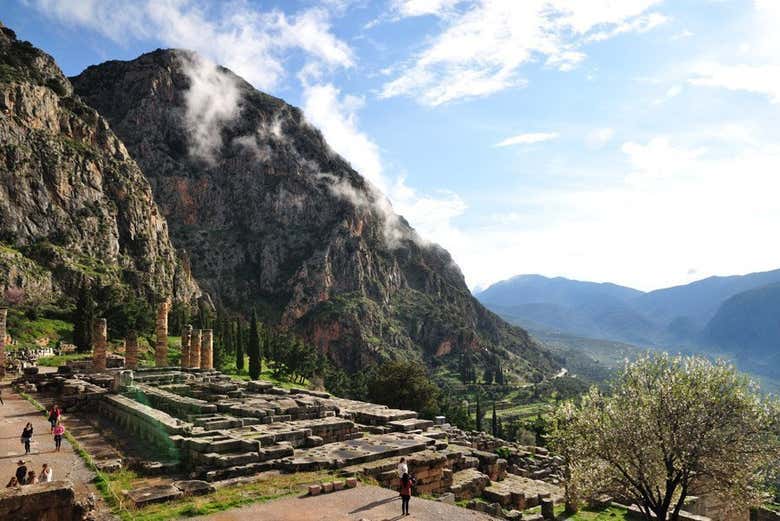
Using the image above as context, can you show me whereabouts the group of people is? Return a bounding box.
[5,404,65,488]
[8,461,52,487]
[397,457,416,516]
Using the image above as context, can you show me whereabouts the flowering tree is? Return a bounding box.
[549,354,780,521]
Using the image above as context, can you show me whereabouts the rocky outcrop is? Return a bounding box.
[0,24,199,305]
[71,49,558,378]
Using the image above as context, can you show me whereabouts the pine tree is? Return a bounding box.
[248,310,261,380]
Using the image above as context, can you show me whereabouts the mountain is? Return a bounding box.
[0,23,199,306]
[477,270,780,365]
[70,49,558,378]
[703,282,780,377]
[634,269,780,333]
[476,275,657,344]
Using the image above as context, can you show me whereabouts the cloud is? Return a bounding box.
[391,0,463,17]
[687,0,780,104]
[494,132,559,147]
[179,54,242,164]
[442,136,780,292]
[690,63,780,104]
[381,0,666,105]
[302,80,468,248]
[30,0,353,92]
[585,127,614,149]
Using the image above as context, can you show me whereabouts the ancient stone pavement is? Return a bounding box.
[190,484,500,521]
[0,381,95,499]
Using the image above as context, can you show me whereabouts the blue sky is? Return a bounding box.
[5,0,780,292]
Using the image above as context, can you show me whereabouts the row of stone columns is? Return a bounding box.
[180,325,212,369]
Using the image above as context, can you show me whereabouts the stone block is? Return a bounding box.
[174,480,216,496]
[345,477,358,488]
[308,484,321,496]
[321,482,334,493]
[333,480,345,491]
[126,484,183,507]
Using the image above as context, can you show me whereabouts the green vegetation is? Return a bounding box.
[37,353,91,367]
[5,307,73,347]
[104,470,330,521]
[549,354,780,520]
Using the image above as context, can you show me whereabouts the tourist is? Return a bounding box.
[25,470,38,485]
[41,463,52,483]
[6,476,18,488]
[21,422,33,455]
[397,457,408,478]
[15,460,27,484]
[52,420,65,452]
[0,386,4,405]
[400,473,415,516]
[48,404,61,432]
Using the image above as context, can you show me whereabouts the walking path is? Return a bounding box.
[191,485,499,521]
[0,380,94,497]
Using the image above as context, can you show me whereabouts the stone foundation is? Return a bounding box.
[0,480,85,521]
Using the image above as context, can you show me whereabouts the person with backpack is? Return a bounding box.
[15,460,27,485]
[400,472,415,516]
[47,405,61,432]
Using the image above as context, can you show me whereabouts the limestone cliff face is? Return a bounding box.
[72,49,559,378]
[0,25,199,305]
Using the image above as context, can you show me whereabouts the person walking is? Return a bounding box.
[47,405,61,432]
[400,473,415,516]
[40,463,52,483]
[15,460,27,485]
[21,422,33,455]
[0,386,4,405]
[52,420,65,452]
[6,476,19,488]
[25,470,37,485]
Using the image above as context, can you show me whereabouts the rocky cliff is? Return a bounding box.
[0,25,199,306]
[72,49,558,378]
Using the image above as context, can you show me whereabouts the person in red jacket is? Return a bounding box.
[400,473,415,516]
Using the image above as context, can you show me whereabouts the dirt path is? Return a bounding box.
[191,485,499,521]
[0,381,95,497]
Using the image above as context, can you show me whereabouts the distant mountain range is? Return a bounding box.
[476,270,780,378]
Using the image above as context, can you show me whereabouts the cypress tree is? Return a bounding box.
[492,401,498,437]
[235,319,244,371]
[73,280,95,353]
[475,394,483,432]
[248,310,261,380]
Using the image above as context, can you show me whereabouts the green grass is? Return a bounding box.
[37,353,91,367]
[115,470,331,521]
[8,315,73,347]
[555,505,631,520]
[224,359,310,390]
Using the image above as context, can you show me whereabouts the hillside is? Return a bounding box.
[70,49,558,379]
[704,282,780,377]
[0,23,199,307]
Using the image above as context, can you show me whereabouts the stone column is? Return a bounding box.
[190,329,201,369]
[93,318,107,371]
[181,325,192,368]
[125,330,138,370]
[0,308,7,378]
[201,329,213,370]
[154,299,171,367]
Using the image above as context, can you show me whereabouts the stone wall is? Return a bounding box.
[0,480,85,521]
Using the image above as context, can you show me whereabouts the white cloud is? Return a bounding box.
[586,11,669,42]
[302,81,468,248]
[31,0,353,92]
[443,136,780,291]
[690,63,780,104]
[391,0,463,17]
[494,132,559,147]
[381,0,666,105]
[687,0,780,104]
[585,127,615,149]
[179,54,241,163]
